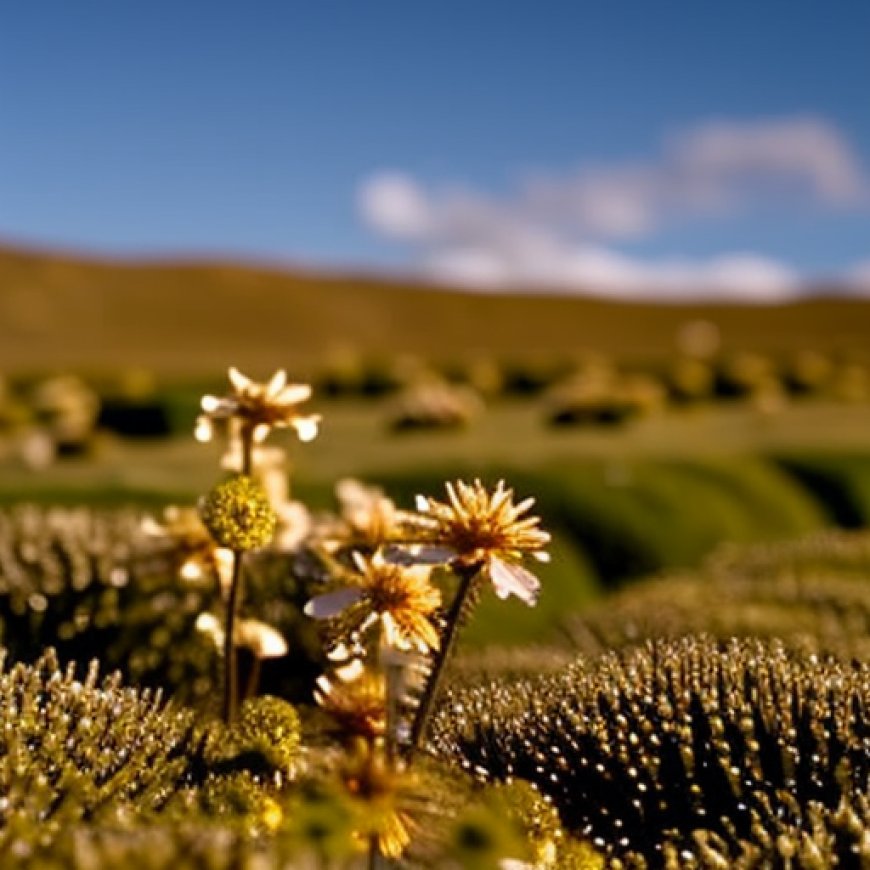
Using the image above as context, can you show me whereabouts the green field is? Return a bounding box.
[5,397,870,646]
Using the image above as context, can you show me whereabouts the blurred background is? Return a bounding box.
[2,1,870,642]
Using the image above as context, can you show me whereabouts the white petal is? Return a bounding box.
[304,587,364,619]
[382,613,400,647]
[490,482,511,512]
[267,369,288,396]
[415,494,430,512]
[360,612,380,632]
[228,367,251,392]
[238,619,289,658]
[489,557,540,607]
[313,674,332,702]
[532,551,551,563]
[194,416,214,443]
[293,416,320,442]
[195,612,221,633]
[195,612,224,648]
[253,423,270,442]
[180,562,203,581]
[139,516,164,536]
[278,383,313,404]
[327,642,351,662]
[200,395,222,413]
[335,658,365,681]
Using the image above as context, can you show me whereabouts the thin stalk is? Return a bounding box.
[240,424,254,475]
[243,654,262,703]
[222,424,256,723]
[407,562,478,756]
[384,658,400,766]
[223,550,244,723]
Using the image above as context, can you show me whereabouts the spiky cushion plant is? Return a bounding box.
[0,649,199,861]
[430,636,870,868]
[567,530,870,662]
[0,506,217,700]
[0,506,323,707]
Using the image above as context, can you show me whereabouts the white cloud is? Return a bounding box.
[843,259,870,294]
[357,117,869,299]
[423,244,801,301]
[356,172,434,241]
[670,118,867,205]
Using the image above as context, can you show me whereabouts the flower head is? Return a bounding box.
[317,478,421,552]
[141,505,233,585]
[411,479,550,606]
[195,613,288,659]
[340,746,421,859]
[195,367,320,444]
[315,671,387,742]
[305,552,441,653]
[200,475,277,551]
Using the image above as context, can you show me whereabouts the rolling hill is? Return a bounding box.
[1,243,869,376]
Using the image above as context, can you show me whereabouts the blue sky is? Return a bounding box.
[2,1,869,297]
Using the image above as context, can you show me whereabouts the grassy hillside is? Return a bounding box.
[2,244,870,375]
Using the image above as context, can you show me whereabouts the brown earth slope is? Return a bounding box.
[1,244,868,375]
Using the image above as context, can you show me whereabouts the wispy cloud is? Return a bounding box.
[844,259,870,294]
[357,117,870,299]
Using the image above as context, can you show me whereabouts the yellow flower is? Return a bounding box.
[305,552,441,653]
[341,747,419,860]
[195,366,320,444]
[314,671,387,742]
[411,479,550,606]
[317,478,422,552]
[141,505,233,586]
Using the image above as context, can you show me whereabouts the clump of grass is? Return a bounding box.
[430,636,870,866]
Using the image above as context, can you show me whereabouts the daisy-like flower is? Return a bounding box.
[141,505,233,586]
[340,747,421,860]
[195,612,289,660]
[409,479,550,607]
[316,478,422,552]
[304,552,441,654]
[195,366,320,444]
[314,671,387,742]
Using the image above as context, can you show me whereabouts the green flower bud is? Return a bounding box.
[200,475,276,551]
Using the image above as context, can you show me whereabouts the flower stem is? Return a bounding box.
[240,423,254,475]
[407,562,478,757]
[222,424,255,723]
[223,550,244,723]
